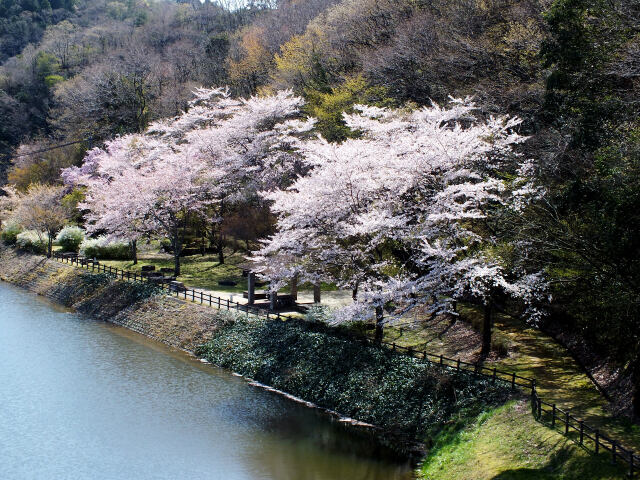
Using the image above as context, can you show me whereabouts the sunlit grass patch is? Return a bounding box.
[420,400,630,480]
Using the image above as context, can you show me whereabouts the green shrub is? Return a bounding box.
[196,316,511,441]
[15,230,48,254]
[0,220,23,245]
[80,236,131,260]
[491,335,512,357]
[55,226,85,252]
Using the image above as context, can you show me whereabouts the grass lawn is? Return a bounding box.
[100,250,249,293]
[376,305,640,453]
[99,247,339,296]
[420,400,632,480]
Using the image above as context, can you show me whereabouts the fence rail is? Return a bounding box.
[51,252,639,477]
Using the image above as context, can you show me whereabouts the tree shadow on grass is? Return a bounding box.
[490,446,629,480]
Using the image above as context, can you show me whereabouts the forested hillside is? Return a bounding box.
[1,0,639,433]
[0,0,267,180]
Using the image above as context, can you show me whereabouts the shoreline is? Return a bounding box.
[0,246,510,462]
[0,249,421,453]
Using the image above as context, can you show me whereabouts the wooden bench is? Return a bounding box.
[243,290,268,300]
[169,281,187,292]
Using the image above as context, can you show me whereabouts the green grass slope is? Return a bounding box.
[420,401,630,480]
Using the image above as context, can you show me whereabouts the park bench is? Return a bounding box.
[169,281,187,292]
[243,290,268,300]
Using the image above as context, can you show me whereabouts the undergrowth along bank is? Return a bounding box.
[195,314,512,447]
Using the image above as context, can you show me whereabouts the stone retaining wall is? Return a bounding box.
[0,246,220,353]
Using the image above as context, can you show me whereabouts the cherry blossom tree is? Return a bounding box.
[148,87,314,263]
[65,134,214,275]
[255,98,547,344]
[6,183,70,257]
[65,88,313,271]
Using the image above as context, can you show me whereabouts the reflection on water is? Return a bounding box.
[0,282,415,480]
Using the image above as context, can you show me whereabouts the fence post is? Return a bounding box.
[440,354,444,366]
[511,372,516,390]
[226,299,230,311]
[457,359,461,372]
[423,351,427,360]
[537,398,542,419]
[392,342,396,351]
[492,367,497,383]
[551,404,556,428]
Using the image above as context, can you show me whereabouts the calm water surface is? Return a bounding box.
[0,282,414,480]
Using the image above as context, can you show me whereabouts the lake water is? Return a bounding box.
[0,282,414,480]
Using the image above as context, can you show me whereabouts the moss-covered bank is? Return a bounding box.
[196,316,511,443]
[0,246,511,449]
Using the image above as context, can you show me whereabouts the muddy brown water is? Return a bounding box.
[0,282,415,479]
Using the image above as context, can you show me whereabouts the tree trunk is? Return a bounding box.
[290,274,298,302]
[47,235,53,258]
[218,232,225,264]
[352,281,359,301]
[130,239,138,265]
[218,201,225,264]
[172,233,182,276]
[374,306,384,344]
[481,299,493,358]
[631,357,640,420]
[174,251,181,277]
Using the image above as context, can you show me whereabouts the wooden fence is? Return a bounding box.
[51,252,639,478]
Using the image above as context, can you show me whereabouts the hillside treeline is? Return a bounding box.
[0,0,639,419]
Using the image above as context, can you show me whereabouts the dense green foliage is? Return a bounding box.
[528,0,640,415]
[196,315,511,439]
